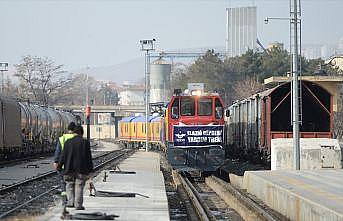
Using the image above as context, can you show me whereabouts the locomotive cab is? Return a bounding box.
[166,90,225,172]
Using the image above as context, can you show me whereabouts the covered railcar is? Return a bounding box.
[130,116,162,147]
[118,116,165,149]
[131,116,148,143]
[118,116,136,146]
[226,80,333,161]
[149,116,165,149]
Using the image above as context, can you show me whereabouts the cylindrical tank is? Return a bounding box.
[149,58,171,104]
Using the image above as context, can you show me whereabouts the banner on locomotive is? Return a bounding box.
[173,125,224,147]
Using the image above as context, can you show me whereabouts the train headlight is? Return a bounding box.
[191,90,202,96]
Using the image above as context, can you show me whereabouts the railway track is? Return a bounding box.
[0,142,100,168]
[0,150,117,193]
[0,155,50,168]
[171,171,285,221]
[205,176,285,221]
[172,171,242,221]
[0,148,135,219]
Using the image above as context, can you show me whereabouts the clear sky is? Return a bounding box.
[0,0,342,71]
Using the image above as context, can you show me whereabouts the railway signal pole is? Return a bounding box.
[86,105,91,142]
[86,74,91,142]
[140,39,156,152]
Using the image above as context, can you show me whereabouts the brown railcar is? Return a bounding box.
[226,80,333,161]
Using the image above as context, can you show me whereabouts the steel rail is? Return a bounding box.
[174,171,216,221]
[0,155,46,167]
[0,141,100,167]
[207,176,282,221]
[0,186,59,219]
[0,149,133,219]
[0,150,118,193]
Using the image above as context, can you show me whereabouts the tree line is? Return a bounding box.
[171,47,341,105]
[7,49,341,108]
[5,55,119,106]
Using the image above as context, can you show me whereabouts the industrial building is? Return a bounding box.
[118,82,145,106]
[226,6,257,57]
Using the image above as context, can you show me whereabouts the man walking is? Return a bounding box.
[58,125,93,210]
[53,122,76,210]
[53,122,76,170]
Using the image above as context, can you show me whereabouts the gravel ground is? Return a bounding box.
[159,152,189,221]
[192,181,243,221]
[0,174,61,220]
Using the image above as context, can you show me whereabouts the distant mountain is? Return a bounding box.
[69,46,227,85]
[70,57,145,84]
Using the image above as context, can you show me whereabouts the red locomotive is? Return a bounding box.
[166,87,225,171]
[118,84,226,172]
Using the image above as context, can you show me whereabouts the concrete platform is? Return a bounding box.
[44,150,169,221]
[271,138,342,170]
[243,169,343,221]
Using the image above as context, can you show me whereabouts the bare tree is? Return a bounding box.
[54,73,119,106]
[14,55,70,105]
[2,76,19,97]
[233,76,264,100]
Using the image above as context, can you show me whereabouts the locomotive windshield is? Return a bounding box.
[181,97,195,116]
[198,98,212,116]
[215,98,223,119]
[171,98,179,119]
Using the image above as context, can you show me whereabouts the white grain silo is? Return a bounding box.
[150,58,171,104]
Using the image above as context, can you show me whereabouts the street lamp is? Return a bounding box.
[265,0,302,170]
[0,63,9,94]
[140,38,156,152]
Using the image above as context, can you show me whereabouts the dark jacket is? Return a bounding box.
[53,133,75,163]
[58,135,93,175]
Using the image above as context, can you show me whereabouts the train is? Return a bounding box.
[0,96,79,161]
[225,80,333,163]
[119,89,226,172]
[119,80,336,171]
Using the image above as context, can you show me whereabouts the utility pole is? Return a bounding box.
[264,0,302,170]
[291,0,301,170]
[140,39,156,152]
